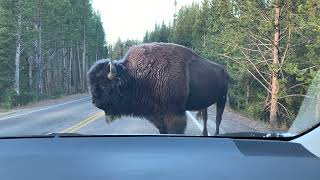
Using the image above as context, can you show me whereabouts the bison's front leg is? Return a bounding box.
[163,113,187,134]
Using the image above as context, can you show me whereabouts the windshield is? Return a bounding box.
[0,0,319,139]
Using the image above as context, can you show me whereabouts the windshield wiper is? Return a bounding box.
[217,132,297,139]
[46,132,84,137]
[0,133,85,139]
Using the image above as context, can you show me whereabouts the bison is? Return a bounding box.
[87,43,229,135]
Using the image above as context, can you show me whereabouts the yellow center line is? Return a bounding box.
[60,112,104,133]
[69,113,104,133]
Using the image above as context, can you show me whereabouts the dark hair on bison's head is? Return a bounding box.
[87,59,131,114]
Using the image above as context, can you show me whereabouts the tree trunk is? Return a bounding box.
[45,68,49,94]
[28,57,33,88]
[72,47,77,93]
[315,94,320,121]
[96,50,98,62]
[49,51,54,95]
[77,42,81,91]
[34,39,40,98]
[246,82,250,105]
[270,4,281,128]
[34,4,43,97]
[69,47,72,94]
[38,18,43,94]
[62,44,67,93]
[14,13,21,95]
[58,48,62,93]
[82,25,86,91]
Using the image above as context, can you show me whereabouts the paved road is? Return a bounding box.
[0,94,269,137]
[0,95,203,136]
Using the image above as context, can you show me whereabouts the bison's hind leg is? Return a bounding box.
[201,109,208,136]
[148,115,168,134]
[216,97,227,135]
[163,113,187,134]
[195,109,208,136]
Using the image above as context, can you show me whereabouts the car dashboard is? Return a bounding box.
[0,136,318,180]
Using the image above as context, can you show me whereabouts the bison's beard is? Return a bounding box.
[91,96,122,124]
[92,99,105,110]
[105,113,121,124]
[94,99,123,116]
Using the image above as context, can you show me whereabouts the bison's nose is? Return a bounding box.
[92,99,95,104]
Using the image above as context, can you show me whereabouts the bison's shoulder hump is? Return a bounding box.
[123,43,194,66]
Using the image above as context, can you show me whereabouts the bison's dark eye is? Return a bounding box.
[92,93,98,99]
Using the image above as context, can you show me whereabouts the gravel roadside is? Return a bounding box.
[0,93,90,115]
[192,105,271,134]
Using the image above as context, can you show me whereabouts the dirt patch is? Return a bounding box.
[194,105,272,133]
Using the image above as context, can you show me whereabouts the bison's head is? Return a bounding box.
[87,59,128,115]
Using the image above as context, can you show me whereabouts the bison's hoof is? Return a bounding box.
[202,131,208,136]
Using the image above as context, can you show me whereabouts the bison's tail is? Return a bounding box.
[195,108,208,123]
[224,69,230,108]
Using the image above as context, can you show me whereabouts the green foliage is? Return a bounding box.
[0,0,16,108]
[0,0,107,109]
[143,22,171,43]
[109,38,140,59]
[143,0,320,127]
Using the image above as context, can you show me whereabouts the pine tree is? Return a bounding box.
[0,0,107,108]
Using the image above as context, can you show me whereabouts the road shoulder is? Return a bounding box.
[0,93,90,116]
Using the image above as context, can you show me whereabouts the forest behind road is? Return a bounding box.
[0,0,319,131]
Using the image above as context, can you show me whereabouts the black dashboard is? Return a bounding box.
[0,136,318,180]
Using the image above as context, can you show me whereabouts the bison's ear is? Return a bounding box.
[107,59,117,80]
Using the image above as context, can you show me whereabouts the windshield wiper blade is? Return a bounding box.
[217,132,297,139]
[46,132,84,137]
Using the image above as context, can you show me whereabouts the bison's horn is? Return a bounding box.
[108,59,117,80]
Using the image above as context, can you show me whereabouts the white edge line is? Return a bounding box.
[0,109,27,116]
[0,96,91,121]
[186,111,212,136]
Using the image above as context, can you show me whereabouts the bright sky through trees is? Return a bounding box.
[92,0,200,43]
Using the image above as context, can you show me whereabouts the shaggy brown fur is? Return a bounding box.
[123,43,191,113]
[87,43,229,135]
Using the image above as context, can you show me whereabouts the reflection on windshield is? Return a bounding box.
[289,71,320,134]
[0,0,319,138]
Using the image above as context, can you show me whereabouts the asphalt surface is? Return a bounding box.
[0,94,269,137]
[0,95,203,136]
